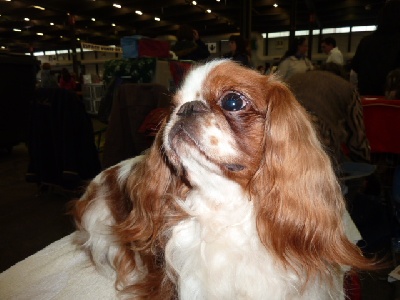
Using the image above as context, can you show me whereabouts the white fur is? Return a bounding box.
[164,174,342,299]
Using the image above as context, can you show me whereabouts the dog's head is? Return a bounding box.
[161,59,371,279]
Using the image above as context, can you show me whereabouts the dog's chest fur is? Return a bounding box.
[164,189,338,300]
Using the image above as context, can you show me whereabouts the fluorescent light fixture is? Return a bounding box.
[192,1,197,5]
[13,28,22,32]
[268,31,289,38]
[295,30,309,36]
[33,5,45,10]
[206,9,211,13]
[112,23,116,26]
[135,10,143,15]
[24,17,30,21]
[273,3,278,8]
[154,17,160,21]
[91,18,96,21]
[216,0,220,2]
[262,33,267,38]
[50,22,54,25]
[113,3,121,8]
[36,32,43,36]
[352,25,376,32]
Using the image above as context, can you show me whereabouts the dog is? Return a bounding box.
[73,60,372,299]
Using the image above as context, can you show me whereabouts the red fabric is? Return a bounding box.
[168,61,193,87]
[138,107,169,136]
[362,96,400,154]
[344,271,362,300]
[59,78,77,91]
[138,38,170,58]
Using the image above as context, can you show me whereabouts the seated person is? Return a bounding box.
[40,63,59,88]
[171,25,210,61]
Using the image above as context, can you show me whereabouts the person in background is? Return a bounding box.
[40,63,58,88]
[321,37,344,65]
[171,24,210,61]
[59,68,77,91]
[351,0,400,96]
[275,37,314,81]
[223,35,251,67]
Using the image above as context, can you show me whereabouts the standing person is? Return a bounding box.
[275,37,314,81]
[223,35,251,67]
[40,63,58,88]
[351,0,400,96]
[59,68,76,91]
[321,37,344,65]
[171,24,210,61]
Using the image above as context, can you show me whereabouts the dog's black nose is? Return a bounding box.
[176,101,210,117]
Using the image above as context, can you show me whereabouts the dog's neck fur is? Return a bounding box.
[164,177,343,300]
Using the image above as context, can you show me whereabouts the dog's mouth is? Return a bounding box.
[167,122,246,173]
[223,164,245,172]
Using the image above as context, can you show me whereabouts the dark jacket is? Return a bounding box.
[223,52,251,67]
[352,33,400,95]
[26,88,101,188]
[171,39,210,61]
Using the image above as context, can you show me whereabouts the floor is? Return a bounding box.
[0,136,399,299]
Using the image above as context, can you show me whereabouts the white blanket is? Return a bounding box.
[0,211,361,300]
[0,232,117,300]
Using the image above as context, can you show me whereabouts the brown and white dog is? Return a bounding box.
[73,60,372,299]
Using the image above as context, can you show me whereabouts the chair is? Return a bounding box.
[362,98,400,154]
[101,83,171,169]
[362,97,400,241]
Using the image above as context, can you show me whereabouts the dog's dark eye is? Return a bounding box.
[220,92,247,111]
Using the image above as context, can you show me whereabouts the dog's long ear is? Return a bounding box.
[250,80,372,282]
[113,125,188,298]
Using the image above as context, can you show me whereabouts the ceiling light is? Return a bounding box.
[192,1,197,5]
[1,46,5,49]
[36,32,43,36]
[24,18,30,21]
[154,17,160,21]
[50,22,54,25]
[216,0,220,2]
[135,10,143,15]
[60,36,63,38]
[206,9,211,13]
[113,3,121,8]
[273,3,278,8]
[13,28,21,32]
[112,23,116,26]
[33,5,45,10]
[91,18,96,21]
[77,38,80,41]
